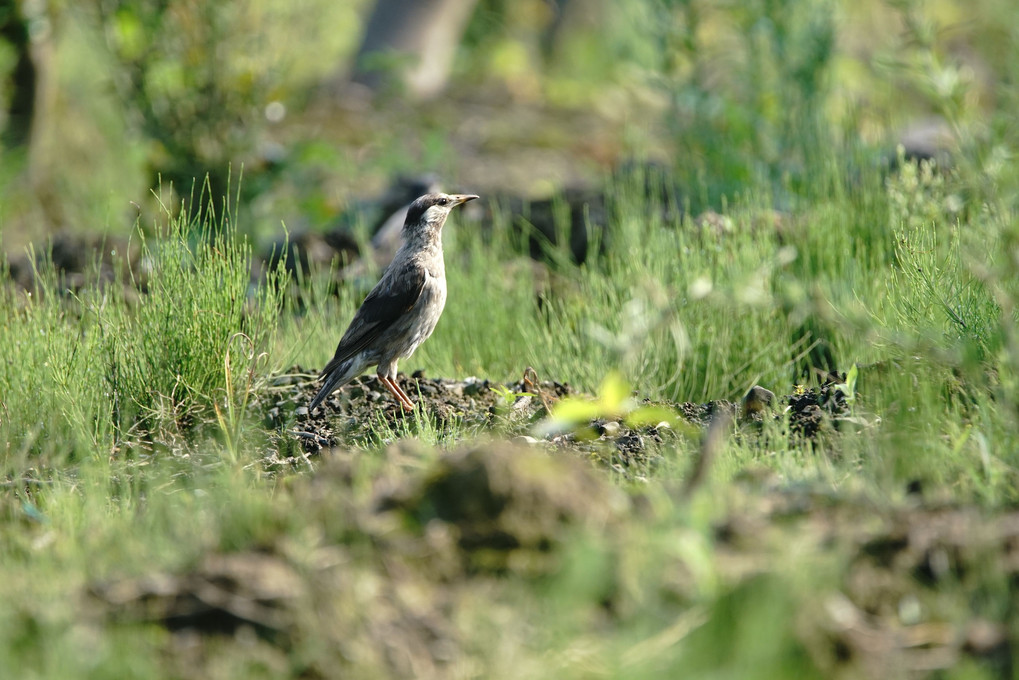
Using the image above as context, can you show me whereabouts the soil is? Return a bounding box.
[261,367,856,476]
[91,438,1017,679]
[84,367,1019,678]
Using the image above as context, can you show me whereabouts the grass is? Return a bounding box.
[1,182,286,474]
[3,0,1019,675]
[1,138,1017,677]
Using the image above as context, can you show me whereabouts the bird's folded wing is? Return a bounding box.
[320,264,427,376]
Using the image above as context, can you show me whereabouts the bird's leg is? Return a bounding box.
[390,377,417,411]
[379,374,414,411]
[391,380,416,411]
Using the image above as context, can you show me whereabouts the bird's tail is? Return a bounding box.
[309,357,357,411]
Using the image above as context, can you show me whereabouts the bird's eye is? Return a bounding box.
[438,197,448,206]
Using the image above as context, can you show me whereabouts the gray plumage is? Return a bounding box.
[310,192,478,412]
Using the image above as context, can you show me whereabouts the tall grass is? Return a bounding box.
[0,188,286,476]
[272,143,1019,505]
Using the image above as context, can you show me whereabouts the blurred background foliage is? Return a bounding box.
[0,0,1015,248]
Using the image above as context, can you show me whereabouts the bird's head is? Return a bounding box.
[403,192,478,242]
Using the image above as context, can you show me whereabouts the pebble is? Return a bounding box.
[741,385,776,420]
[511,395,533,412]
[601,421,621,437]
[462,377,486,396]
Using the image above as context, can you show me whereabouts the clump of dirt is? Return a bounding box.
[785,377,852,438]
[376,444,630,575]
[91,551,303,644]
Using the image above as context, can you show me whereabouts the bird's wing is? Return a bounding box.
[320,263,427,377]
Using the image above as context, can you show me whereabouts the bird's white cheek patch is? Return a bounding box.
[423,205,445,223]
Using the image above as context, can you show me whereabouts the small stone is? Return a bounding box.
[741,385,776,420]
[463,377,484,396]
[511,395,533,412]
[513,435,539,446]
[295,406,309,417]
[601,421,621,437]
[964,619,1007,655]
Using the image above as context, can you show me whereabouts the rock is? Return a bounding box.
[510,395,533,412]
[599,421,621,437]
[274,363,858,470]
[741,385,776,422]
[462,377,485,396]
[963,619,1008,656]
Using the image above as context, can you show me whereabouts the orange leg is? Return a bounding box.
[389,377,416,411]
[390,378,416,410]
[379,374,414,411]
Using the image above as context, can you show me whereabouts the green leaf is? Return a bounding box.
[845,363,858,395]
[550,397,604,424]
[835,363,858,404]
[597,371,631,411]
[624,405,678,428]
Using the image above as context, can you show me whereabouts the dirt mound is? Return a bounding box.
[88,441,1015,678]
[91,441,630,678]
[265,369,857,475]
[376,444,630,574]
[91,551,303,643]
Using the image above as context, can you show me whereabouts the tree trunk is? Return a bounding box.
[0,2,37,149]
[351,0,480,99]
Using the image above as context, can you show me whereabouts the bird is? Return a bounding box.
[309,192,479,413]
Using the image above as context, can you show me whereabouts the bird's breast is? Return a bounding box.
[399,271,446,357]
[419,269,447,312]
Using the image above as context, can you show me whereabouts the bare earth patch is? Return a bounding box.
[263,368,854,476]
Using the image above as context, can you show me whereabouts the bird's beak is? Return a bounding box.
[449,194,479,206]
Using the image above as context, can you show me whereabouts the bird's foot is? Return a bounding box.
[379,374,416,412]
